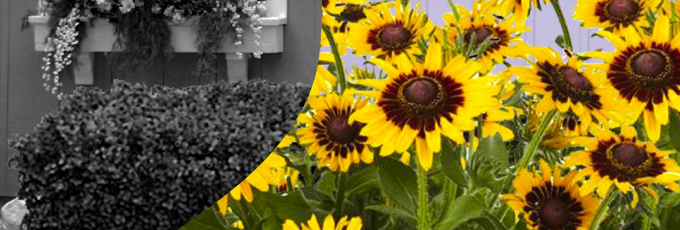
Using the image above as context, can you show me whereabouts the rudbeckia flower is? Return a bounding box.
[347,0,434,63]
[573,0,663,35]
[298,89,373,172]
[229,153,287,202]
[503,160,601,230]
[349,43,500,170]
[282,214,362,230]
[564,126,680,208]
[584,15,680,141]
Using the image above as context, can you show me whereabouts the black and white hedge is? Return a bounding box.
[8,79,310,230]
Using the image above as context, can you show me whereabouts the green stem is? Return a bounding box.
[550,0,573,51]
[417,163,430,230]
[517,109,558,170]
[334,173,347,215]
[589,187,616,230]
[322,25,347,92]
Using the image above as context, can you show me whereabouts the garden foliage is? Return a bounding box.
[7,79,309,230]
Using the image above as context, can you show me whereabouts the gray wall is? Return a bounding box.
[0,0,321,196]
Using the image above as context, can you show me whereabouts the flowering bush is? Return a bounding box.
[36,0,268,99]
[183,0,680,230]
[7,79,309,230]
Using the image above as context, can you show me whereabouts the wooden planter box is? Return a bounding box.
[28,0,288,84]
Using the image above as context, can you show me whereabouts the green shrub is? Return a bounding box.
[8,79,310,230]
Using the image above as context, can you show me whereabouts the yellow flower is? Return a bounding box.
[297,89,373,172]
[282,214,362,230]
[573,0,662,35]
[497,0,549,27]
[347,0,434,63]
[311,65,338,96]
[230,153,287,202]
[510,46,632,132]
[583,14,680,142]
[275,166,300,192]
[215,196,244,229]
[443,2,531,73]
[502,160,601,230]
[563,126,680,208]
[464,107,521,151]
[349,43,500,170]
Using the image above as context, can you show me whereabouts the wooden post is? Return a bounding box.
[74,52,94,85]
[225,53,248,82]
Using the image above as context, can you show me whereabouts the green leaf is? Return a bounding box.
[314,170,337,198]
[661,192,680,208]
[511,217,530,230]
[365,205,417,224]
[252,191,321,223]
[299,186,335,212]
[441,139,468,188]
[555,35,567,49]
[345,166,379,196]
[472,212,507,230]
[433,194,487,230]
[668,111,680,153]
[476,133,509,169]
[180,206,229,230]
[376,156,418,213]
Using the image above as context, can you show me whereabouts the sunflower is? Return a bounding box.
[275,166,300,193]
[282,214,362,230]
[503,160,601,230]
[510,46,633,133]
[322,0,344,15]
[297,89,373,172]
[349,43,500,170]
[563,126,680,208]
[229,153,286,202]
[573,0,662,35]
[498,0,549,28]
[444,3,531,73]
[327,0,394,34]
[347,0,434,63]
[311,65,338,96]
[524,103,583,151]
[215,196,244,229]
[584,15,680,142]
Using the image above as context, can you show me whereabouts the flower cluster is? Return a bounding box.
[196,0,680,229]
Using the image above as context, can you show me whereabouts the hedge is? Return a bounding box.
[7,79,310,230]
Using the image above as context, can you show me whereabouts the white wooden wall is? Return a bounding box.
[332,0,614,74]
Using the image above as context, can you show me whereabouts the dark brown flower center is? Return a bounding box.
[632,51,668,78]
[327,116,355,144]
[464,27,493,45]
[613,143,647,167]
[322,0,329,7]
[380,24,412,47]
[561,67,591,90]
[540,199,569,229]
[404,78,440,105]
[339,4,366,22]
[607,0,639,21]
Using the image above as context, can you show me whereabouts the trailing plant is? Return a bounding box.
[33,0,269,97]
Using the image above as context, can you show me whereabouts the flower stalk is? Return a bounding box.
[551,0,574,51]
[417,158,430,230]
[589,187,615,230]
[322,25,347,92]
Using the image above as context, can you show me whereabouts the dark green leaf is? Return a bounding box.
[476,133,509,169]
[314,170,337,198]
[365,205,417,224]
[180,206,228,230]
[668,111,680,153]
[300,186,335,212]
[472,212,507,230]
[252,191,321,223]
[376,157,418,213]
[433,194,487,230]
[555,35,567,49]
[441,139,468,188]
[661,192,680,208]
[345,166,379,195]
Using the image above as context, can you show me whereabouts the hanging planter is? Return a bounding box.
[27,0,287,95]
